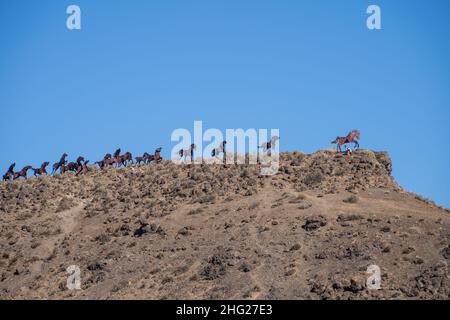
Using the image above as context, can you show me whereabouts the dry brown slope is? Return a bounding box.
[0,150,449,299]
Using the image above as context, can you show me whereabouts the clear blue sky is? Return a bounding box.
[1,0,449,207]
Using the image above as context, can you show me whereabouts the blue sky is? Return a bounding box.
[1,0,449,207]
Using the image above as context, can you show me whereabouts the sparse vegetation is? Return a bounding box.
[303,171,324,186]
[0,151,448,300]
[343,195,359,204]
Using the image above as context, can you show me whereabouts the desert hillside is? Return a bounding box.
[0,150,449,299]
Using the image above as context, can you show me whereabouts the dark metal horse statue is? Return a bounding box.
[66,156,86,173]
[259,136,280,152]
[13,166,33,180]
[135,152,151,165]
[179,144,196,163]
[52,153,68,174]
[96,153,113,169]
[119,152,133,166]
[152,147,163,162]
[3,163,16,181]
[33,162,50,177]
[212,141,226,157]
[75,160,90,176]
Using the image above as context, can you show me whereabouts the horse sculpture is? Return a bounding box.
[109,149,126,167]
[75,160,90,176]
[60,164,69,174]
[124,152,133,165]
[331,130,360,153]
[135,152,151,165]
[75,156,86,172]
[13,166,32,180]
[33,162,50,177]
[3,163,16,181]
[52,153,68,175]
[103,158,115,168]
[149,147,163,163]
[212,141,226,158]
[66,156,85,173]
[103,149,121,168]
[95,160,105,169]
[113,149,121,159]
[2,144,167,183]
[179,144,196,163]
[119,152,133,166]
[111,151,133,167]
[259,136,280,152]
[96,154,113,169]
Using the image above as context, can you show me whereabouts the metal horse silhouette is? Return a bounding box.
[331,130,360,153]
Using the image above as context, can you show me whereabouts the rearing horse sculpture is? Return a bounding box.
[212,141,226,158]
[66,156,85,173]
[3,163,16,181]
[52,153,68,175]
[113,149,121,159]
[148,147,162,163]
[259,136,280,152]
[179,144,196,163]
[75,160,90,176]
[331,130,360,153]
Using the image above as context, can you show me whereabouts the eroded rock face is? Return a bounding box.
[0,150,448,300]
[374,151,393,175]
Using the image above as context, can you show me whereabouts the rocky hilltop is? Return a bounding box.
[0,150,449,299]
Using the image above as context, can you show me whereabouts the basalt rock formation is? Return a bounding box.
[0,150,448,299]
